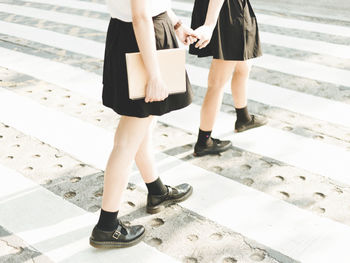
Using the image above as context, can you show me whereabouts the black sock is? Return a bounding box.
[197,129,212,146]
[96,209,119,231]
[235,106,252,123]
[146,177,168,195]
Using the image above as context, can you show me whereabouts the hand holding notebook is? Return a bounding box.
[125,48,186,100]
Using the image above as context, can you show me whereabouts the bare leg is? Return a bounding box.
[135,118,158,183]
[200,59,237,131]
[101,115,154,212]
[231,60,252,109]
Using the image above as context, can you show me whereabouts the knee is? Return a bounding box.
[207,75,230,90]
[234,63,251,78]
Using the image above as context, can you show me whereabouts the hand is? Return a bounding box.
[194,25,215,49]
[145,75,169,103]
[175,24,199,46]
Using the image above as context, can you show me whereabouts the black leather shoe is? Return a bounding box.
[194,138,232,157]
[89,221,145,248]
[235,115,267,133]
[146,184,193,214]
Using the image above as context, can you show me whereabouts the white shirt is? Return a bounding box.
[106,0,171,22]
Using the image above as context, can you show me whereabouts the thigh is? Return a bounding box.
[114,116,155,151]
[208,59,238,87]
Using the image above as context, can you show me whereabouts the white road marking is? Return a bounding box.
[1,90,350,262]
[0,164,179,263]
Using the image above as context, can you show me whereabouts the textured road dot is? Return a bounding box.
[96,119,101,122]
[99,109,104,113]
[70,177,81,183]
[184,257,198,263]
[212,166,223,173]
[150,218,164,227]
[274,176,285,182]
[55,164,63,168]
[162,133,168,137]
[64,95,71,98]
[55,154,63,158]
[80,102,87,106]
[33,154,41,158]
[127,201,135,207]
[127,184,136,191]
[94,191,103,197]
[283,126,293,131]
[279,191,290,199]
[313,207,326,214]
[333,188,343,194]
[241,164,252,171]
[187,234,199,242]
[0,135,3,139]
[242,178,254,186]
[313,135,324,140]
[4,125,9,128]
[12,144,20,147]
[210,233,223,241]
[149,238,162,246]
[223,257,237,263]
[6,156,14,159]
[79,163,86,167]
[298,176,306,181]
[64,191,76,199]
[46,89,52,92]
[313,192,326,200]
[45,179,52,185]
[41,97,48,100]
[25,166,34,170]
[250,252,266,261]
[26,90,33,93]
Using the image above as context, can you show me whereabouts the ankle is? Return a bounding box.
[97,209,119,231]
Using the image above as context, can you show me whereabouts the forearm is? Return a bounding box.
[131,0,160,79]
[204,0,225,27]
[167,8,179,26]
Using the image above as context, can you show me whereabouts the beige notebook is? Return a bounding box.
[125,48,186,100]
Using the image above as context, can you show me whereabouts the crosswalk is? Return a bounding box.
[0,0,350,262]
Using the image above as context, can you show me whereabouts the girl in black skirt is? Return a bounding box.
[189,0,268,157]
[89,0,197,248]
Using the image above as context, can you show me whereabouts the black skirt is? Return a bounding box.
[102,12,193,118]
[189,0,262,61]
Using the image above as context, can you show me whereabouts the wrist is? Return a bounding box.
[174,20,182,31]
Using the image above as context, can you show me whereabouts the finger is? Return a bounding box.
[199,40,210,49]
[195,38,206,48]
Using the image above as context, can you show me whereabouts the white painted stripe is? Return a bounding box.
[172,0,350,38]
[2,17,349,89]
[24,0,107,13]
[2,90,350,262]
[0,47,101,100]
[254,54,350,87]
[0,21,105,59]
[22,0,350,38]
[0,3,108,32]
[2,3,349,60]
[160,103,350,186]
[186,64,350,128]
[260,31,350,59]
[2,47,350,183]
[2,46,350,130]
[0,165,178,263]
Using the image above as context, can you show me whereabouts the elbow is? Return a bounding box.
[132,12,151,25]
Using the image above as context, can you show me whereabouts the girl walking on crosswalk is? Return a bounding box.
[190,0,267,156]
[89,0,197,248]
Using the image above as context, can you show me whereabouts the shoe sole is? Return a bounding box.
[235,119,268,133]
[146,186,193,214]
[89,230,145,249]
[193,143,232,157]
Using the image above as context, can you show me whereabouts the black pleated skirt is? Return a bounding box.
[102,12,193,118]
[189,0,262,61]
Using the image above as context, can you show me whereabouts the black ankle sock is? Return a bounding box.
[235,106,252,123]
[197,129,212,146]
[146,177,167,195]
[96,209,119,231]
